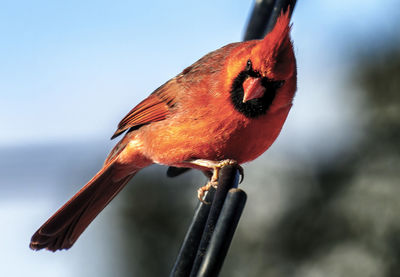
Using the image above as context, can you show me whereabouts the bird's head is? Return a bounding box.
[227,9,296,118]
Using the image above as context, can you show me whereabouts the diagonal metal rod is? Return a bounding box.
[189,166,241,277]
[170,188,216,276]
[170,166,242,277]
[243,0,297,41]
[195,189,247,277]
[243,0,277,41]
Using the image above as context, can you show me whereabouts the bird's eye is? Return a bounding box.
[246,59,252,71]
[261,79,285,91]
[275,80,285,89]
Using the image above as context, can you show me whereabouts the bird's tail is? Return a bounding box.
[30,160,136,251]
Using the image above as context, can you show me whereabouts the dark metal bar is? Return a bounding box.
[196,189,247,277]
[264,0,297,35]
[170,188,216,277]
[243,0,297,41]
[243,0,277,41]
[189,166,240,277]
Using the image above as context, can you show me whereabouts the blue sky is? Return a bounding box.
[0,1,250,145]
[0,0,399,156]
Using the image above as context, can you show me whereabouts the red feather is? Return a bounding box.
[111,81,178,139]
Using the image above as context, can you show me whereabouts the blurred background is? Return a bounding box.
[1,0,399,276]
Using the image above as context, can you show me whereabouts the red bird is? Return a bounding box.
[30,10,296,251]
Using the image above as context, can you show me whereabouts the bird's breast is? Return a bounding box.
[136,98,291,166]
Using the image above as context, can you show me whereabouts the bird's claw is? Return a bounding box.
[212,159,244,184]
[237,164,244,183]
[197,180,218,204]
[196,159,244,203]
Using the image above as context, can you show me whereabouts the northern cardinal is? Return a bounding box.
[30,10,296,251]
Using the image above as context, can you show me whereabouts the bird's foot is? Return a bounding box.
[197,180,218,204]
[188,159,244,203]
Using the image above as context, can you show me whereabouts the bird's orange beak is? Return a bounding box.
[242,77,265,103]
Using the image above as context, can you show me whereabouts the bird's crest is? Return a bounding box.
[251,9,294,80]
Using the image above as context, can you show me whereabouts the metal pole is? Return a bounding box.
[170,188,216,276]
[243,0,297,41]
[195,189,247,277]
[189,166,241,277]
[243,0,277,41]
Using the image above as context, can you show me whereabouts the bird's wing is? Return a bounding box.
[111,80,179,139]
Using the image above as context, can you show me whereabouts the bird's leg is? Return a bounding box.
[186,159,244,203]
